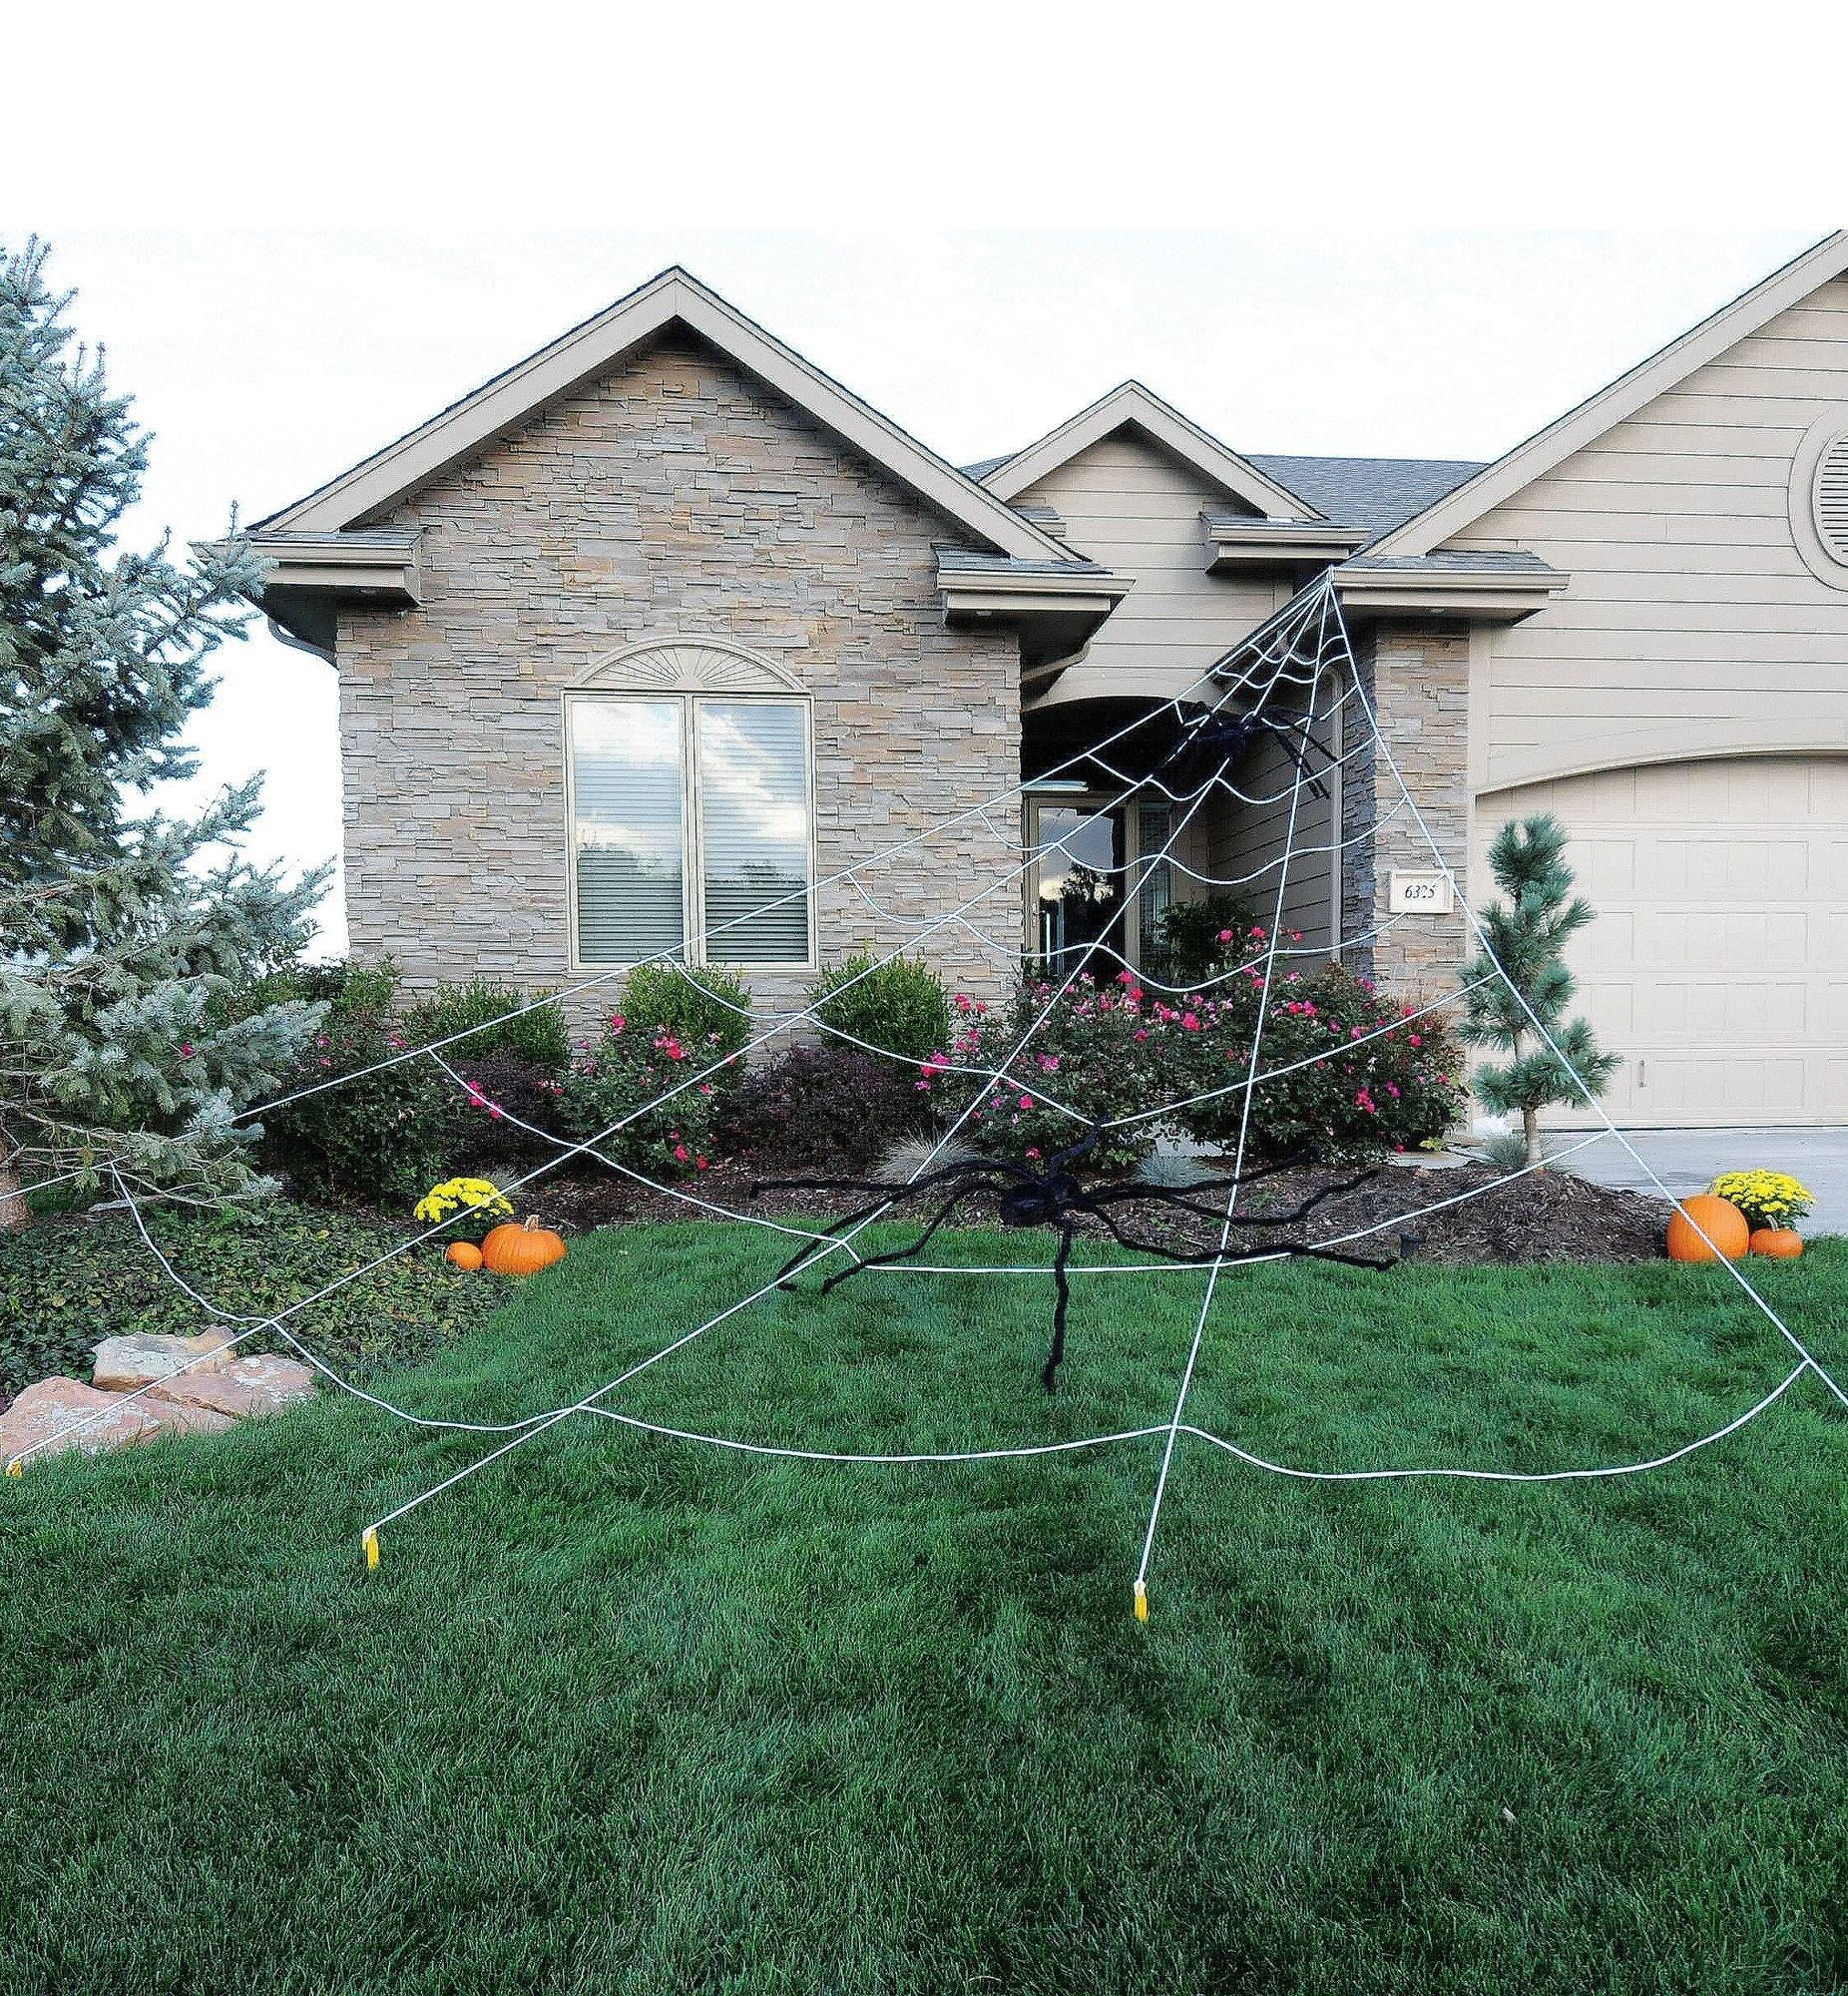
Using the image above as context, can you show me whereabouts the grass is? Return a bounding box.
[4,1223,1847,1993]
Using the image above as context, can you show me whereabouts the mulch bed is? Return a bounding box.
[520,1156,1674,1267]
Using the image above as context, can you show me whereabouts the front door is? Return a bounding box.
[1029,800,1128,974]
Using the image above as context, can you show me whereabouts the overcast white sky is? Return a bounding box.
[6,3,1837,951]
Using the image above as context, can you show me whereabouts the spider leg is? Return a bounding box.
[1041,1219,1076,1392]
[812,1181,998,1294]
[761,1161,1008,1285]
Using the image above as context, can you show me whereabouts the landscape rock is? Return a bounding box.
[0,1377,165,1463]
[146,1354,316,1421]
[92,1330,239,1393]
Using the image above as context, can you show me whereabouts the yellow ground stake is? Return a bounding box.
[5,1459,21,1478]
[363,1526,380,1571]
[1133,1580,1149,1623]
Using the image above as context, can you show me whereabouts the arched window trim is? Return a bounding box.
[562,640,816,974]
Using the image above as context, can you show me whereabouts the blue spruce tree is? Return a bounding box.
[0,238,328,1227]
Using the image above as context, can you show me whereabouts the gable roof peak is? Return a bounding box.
[1374,229,1848,557]
[250,263,1075,565]
[979,378,1324,522]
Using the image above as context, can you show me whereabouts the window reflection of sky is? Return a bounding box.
[1035,807,1120,907]
[696,702,808,864]
[571,700,682,879]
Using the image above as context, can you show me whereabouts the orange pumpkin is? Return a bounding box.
[1749,1227,1804,1260]
[1664,1194,1750,1263]
[481,1221,525,1264]
[482,1216,568,1276]
[445,1241,484,1271]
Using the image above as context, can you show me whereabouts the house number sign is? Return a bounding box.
[1388,869,1454,915]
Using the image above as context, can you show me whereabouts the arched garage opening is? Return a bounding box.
[1473,752,1848,1127]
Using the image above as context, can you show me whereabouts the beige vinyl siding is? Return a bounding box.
[1454,274,1848,792]
[1016,430,1288,708]
[1204,725,1337,952]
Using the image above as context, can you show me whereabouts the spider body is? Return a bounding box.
[757,1128,1393,1390]
[1160,705,1332,800]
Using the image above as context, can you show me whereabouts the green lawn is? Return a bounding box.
[5,1222,1847,1994]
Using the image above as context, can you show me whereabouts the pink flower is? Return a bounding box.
[1181,1012,1201,1032]
[609,1013,626,1035]
[179,1042,195,1058]
[695,1155,708,1171]
[1038,1054,1061,1072]
[1018,1094,1035,1111]
[1409,1033,1423,1048]
[1217,929,1233,943]
[674,1144,690,1163]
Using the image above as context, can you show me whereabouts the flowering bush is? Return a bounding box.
[1145,892,1262,987]
[1707,1170,1813,1233]
[414,1176,513,1236]
[925,977,1170,1175]
[1164,957,1466,1162]
[554,992,744,1185]
[925,951,1465,1177]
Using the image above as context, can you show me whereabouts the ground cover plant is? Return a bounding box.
[4,1222,1846,1993]
[0,1201,495,1407]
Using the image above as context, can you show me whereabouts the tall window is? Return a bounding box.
[567,692,813,967]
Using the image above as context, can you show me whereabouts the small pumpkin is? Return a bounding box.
[1749,1227,1804,1260]
[1665,1194,1750,1263]
[445,1241,484,1271]
[482,1216,568,1276]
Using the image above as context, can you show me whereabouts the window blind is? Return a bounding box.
[694,700,810,964]
[570,699,686,963]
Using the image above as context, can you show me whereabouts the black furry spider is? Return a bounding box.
[756,1128,1394,1390]
[1159,705,1333,800]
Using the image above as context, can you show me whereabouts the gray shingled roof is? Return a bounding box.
[967,446,1484,545]
[1245,455,1484,543]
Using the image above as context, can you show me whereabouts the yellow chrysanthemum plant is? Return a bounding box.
[1707,1170,1814,1236]
[415,1176,514,1239]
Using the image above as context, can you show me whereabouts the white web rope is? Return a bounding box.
[10,586,1332,1470]
[15,571,1841,1617]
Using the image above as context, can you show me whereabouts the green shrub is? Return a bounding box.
[621,962,752,1067]
[401,978,569,1070]
[1145,892,1262,987]
[810,953,953,1065]
[256,959,456,1205]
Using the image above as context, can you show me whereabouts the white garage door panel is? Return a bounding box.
[1473,755,1848,1128]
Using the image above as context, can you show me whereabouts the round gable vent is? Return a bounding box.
[1791,415,1848,587]
[1815,432,1848,562]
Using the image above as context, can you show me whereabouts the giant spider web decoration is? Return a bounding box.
[13,572,1845,1620]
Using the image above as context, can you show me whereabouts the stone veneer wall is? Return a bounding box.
[334,331,1021,1030]
[1339,621,1471,1004]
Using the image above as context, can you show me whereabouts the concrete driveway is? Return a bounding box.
[1553,1127,1848,1236]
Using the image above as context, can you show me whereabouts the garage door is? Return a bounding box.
[1472,755,1848,1128]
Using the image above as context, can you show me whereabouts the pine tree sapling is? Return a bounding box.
[1459,813,1619,1167]
[0,238,328,1226]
